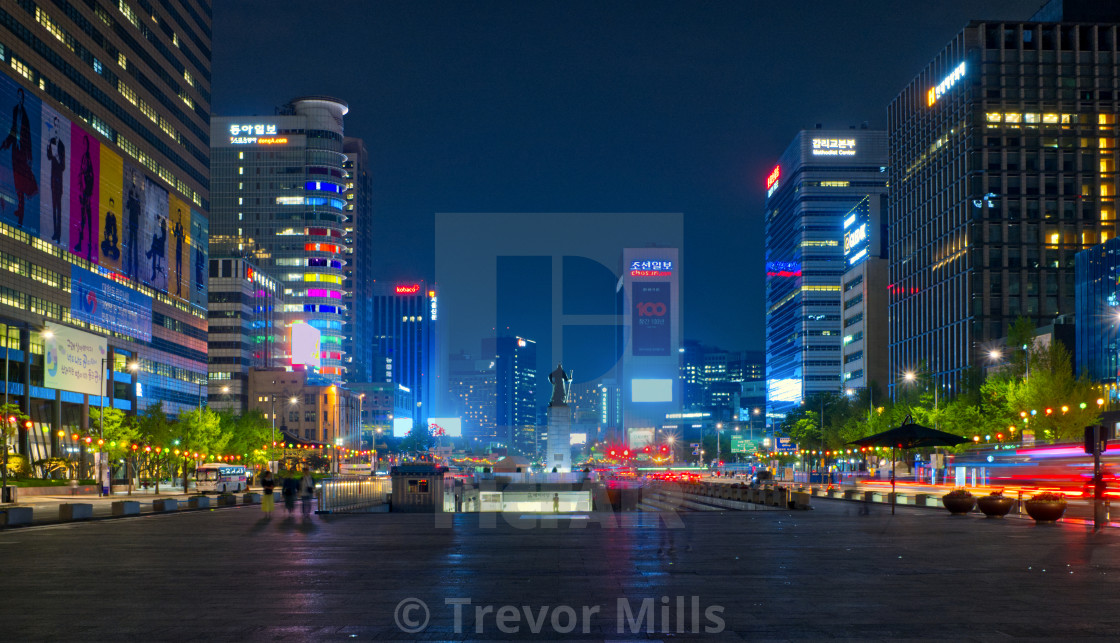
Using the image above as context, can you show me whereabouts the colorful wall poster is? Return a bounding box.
[44,321,107,397]
[140,176,168,291]
[168,194,190,301]
[98,144,123,273]
[0,72,41,235]
[69,126,99,263]
[190,208,208,308]
[121,162,146,282]
[39,104,69,247]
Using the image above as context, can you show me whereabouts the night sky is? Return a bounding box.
[212,0,1041,352]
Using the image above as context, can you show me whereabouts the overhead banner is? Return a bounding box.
[632,282,670,357]
[70,266,153,341]
[44,322,106,396]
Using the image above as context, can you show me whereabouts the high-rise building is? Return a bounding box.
[248,367,360,449]
[0,1,212,465]
[621,247,681,441]
[840,195,888,394]
[210,97,350,377]
[888,1,1120,398]
[448,350,497,442]
[206,257,285,413]
[342,137,373,383]
[1075,238,1120,386]
[764,128,887,420]
[483,336,537,454]
[371,281,438,427]
[680,341,764,415]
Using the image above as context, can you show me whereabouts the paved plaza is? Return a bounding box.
[4,499,1120,641]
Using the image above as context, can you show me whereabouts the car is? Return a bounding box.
[750,470,773,485]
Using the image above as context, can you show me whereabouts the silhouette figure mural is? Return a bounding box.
[173,209,184,296]
[44,114,65,243]
[146,216,167,283]
[1,87,38,228]
[123,168,143,280]
[72,134,96,260]
[100,196,120,261]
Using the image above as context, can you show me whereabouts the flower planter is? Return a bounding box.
[1025,499,1067,523]
[942,495,975,515]
[976,495,1014,518]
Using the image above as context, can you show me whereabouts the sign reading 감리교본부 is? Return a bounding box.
[44,321,106,396]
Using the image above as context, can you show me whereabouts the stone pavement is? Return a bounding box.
[3,498,1120,641]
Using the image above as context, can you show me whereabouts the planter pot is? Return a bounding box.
[942,495,975,515]
[1025,500,1067,523]
[976,495,1014,518]
[217,495,236,507]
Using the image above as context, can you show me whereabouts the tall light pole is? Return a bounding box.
[715,422,722,472]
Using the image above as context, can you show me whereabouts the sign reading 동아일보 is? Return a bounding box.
[44,322,106,396]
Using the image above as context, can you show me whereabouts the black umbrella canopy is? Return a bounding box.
[848,415,969,450]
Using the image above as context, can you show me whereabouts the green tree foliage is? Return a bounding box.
[90,407,140,459]
[220,409,273,465]
[1005,339,1100,441]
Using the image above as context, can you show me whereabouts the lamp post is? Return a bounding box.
[715,422,722,473]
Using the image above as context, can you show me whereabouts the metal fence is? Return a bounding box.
[316,477,391,513]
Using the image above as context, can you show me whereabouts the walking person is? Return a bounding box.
[260,469,276,516]
[299,467,315,517]
[281,467,298,514]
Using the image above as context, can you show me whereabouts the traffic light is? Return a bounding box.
[643,445,651,454]
[23,419,32,429]
[6,415,15,425]
[1084,425,1108,455]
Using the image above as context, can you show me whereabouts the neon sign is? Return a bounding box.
[395,284,421,294]
[844,224,868,254]
[629,260,673,277]
[927,61,966,106]
[811,138,856,156]
[766,165,780,197]
[765,261,801,277]
[228,123,286,145]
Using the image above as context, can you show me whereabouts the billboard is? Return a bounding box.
[69,127,99,263]
[98,144,123,273]
[627,427,654,449]
[141,176,169,292]
[70,266,154,341]
[189,208,208,307]
[632,282,670,356]
[631,378,672,403]
[1,67,205,308]
[427,417,462,437]
[290,323,322,369]
[44,322,106,396]
[392,417,414,438]
[39,104,69,247]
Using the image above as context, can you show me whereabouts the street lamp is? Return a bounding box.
[715,422,722,472]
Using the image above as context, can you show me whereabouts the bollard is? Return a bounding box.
[111,501,140,516]
[188,496,211,509]
[153,498,178,512]
[243,492,261,505]
[59,503,93,521]
[1,506,33,526]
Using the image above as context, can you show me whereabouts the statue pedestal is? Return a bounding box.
[546,405,572,472]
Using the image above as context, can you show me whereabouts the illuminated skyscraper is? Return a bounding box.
[763,128,887,421]
[210,97,350,377]
[342,137,373,383]
[888,0,1120,398]
[371,282,439,427]
[0,1,211,468]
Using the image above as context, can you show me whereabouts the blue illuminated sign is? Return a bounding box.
[70,266,153,341]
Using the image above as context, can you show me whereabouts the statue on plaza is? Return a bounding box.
[548,363,571,407]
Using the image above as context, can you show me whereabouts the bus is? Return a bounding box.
[194,463,249,493]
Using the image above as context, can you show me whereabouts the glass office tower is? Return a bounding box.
[888,4,1120,398]
[763,128,887,421]
[0,2,211,465]
[211,97,350,377]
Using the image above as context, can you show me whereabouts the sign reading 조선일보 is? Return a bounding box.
[44,321,106,396]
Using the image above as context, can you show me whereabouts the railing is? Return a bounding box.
[316,477,391,512]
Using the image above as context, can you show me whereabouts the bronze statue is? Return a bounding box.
[548,363,571,407]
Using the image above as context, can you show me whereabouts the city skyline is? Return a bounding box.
[212,0,1043,352]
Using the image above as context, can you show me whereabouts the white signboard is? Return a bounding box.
[44,322,106,396]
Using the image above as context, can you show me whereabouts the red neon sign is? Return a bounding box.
[395,284,421,294]
[766,165,780,190]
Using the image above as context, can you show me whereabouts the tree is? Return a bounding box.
[1006,339,1100,441]
[221,409,273,466]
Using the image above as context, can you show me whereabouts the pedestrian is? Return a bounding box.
[260,469,276,516]
[281,467,298,514]
[552,493,559,513]
[299,466,315,516]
